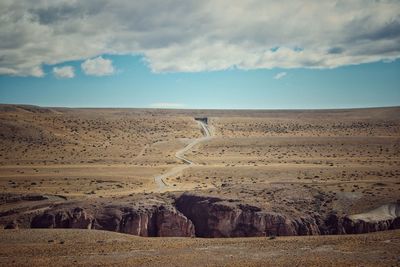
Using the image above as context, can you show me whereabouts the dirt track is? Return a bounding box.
[154,120,212,190]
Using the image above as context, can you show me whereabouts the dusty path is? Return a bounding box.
[154,120,212,190]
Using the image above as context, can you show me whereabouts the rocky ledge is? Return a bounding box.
[175,193,321,237]
[343,203,400,233]
[29,203,195,237]
[2,193,400,238]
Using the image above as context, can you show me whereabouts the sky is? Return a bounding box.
[0,1,399,109]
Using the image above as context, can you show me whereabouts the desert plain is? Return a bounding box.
[0,104,399,266]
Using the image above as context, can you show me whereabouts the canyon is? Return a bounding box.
[2,192,399,238]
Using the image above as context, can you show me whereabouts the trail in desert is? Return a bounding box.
[154,120,213,190]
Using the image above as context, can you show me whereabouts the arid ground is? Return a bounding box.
[0,104,399,266]
[1,229,399,266]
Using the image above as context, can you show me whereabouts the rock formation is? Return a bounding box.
[342,203,400,234]
[6,193,400,238]
[31,207,93,229]
[154,205,195,237]
[175,193,321,237]
[29,203,195,237]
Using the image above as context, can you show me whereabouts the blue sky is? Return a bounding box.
[1,55,399,109]
[1,1,399,109]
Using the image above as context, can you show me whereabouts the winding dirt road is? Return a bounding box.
[154,120,212,190]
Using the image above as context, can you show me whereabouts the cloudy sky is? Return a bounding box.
[0,0,399,108]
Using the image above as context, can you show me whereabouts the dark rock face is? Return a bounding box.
[155,205,195,237]
[322,213,346,234]
[175,194,400,237]
[118,208,156,236]
[31,208,93,229]
[4,220,18,229]
[11,193,400,237]
[93,207,123,232]
[31,213,58,228]
[69,207,93,229]
[29,204,195,237]
[175,193,320,237]
[341,203,400,234]
[342,217,393,234]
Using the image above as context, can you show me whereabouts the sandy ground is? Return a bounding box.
[1,105,400,265]
[0,229,399,266]
[154,120,213,190]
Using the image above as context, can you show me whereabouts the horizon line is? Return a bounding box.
[1,103,399,112]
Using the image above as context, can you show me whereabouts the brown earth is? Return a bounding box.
[1,104,400,265]
[0,229,399,266]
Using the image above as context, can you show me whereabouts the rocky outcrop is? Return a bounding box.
[155,205,195,237]
[7,193,400,238]
[69,207,93,229]
[341,203,400,234]
[175,194,400,237]
[4,220,18,229]
[29,203,195,237]
[175,193,320,237]
[118,208,155,236]
[31,207,93,229]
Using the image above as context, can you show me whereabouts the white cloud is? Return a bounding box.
[53,66,74,78]
[31,66,45,77]
[150,102,185,109]
[274,72,287,80]
[81,56,115,76]
[0,1,400,76]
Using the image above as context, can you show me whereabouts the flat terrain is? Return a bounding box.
[0,105,400,265]
[0,106,202,196]
[0,229,399,267]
